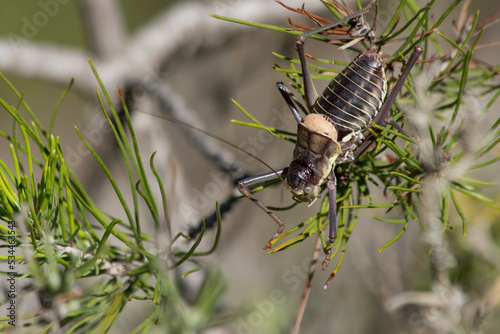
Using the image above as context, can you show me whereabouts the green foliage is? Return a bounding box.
[217,0,500,278]
[0,63,226,332]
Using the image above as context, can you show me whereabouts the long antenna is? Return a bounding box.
[134,108,289,188]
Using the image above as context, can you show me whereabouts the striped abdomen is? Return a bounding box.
[314,50,387,142]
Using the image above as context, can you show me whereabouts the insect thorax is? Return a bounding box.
[287,114,341,203]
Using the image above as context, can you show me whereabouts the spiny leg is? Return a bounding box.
[238,168,289,249]
[322,169,338,269]
[353,45,424,161]
[276,82,304,122]
[373,45,424,126]
[295,0,377,109]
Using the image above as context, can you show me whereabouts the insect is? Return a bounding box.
[236,0,423,270]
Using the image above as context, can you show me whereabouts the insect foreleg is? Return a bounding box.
[238,168,290,249]
[276,82,304,122]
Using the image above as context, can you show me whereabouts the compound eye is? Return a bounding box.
[304,186,313,194]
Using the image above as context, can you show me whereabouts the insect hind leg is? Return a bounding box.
[352,46,423,161]
[373,46,423,127]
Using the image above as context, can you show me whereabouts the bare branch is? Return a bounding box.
[144,80,247,181]
[78,0,127,58]
[0,1,326,98]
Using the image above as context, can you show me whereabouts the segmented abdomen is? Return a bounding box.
[314,50,387,141]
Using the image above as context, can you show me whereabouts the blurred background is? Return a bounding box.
[0,0,500,333]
